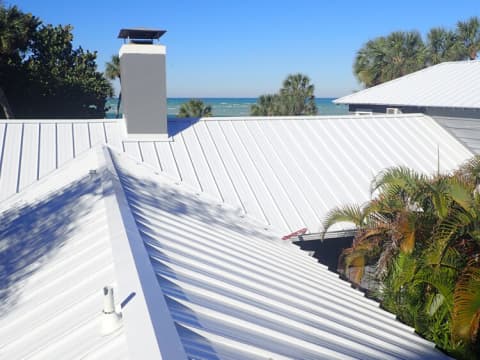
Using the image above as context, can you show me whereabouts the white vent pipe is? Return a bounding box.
[100,286,122,335]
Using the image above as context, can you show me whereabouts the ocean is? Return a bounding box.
[106,97,348,118]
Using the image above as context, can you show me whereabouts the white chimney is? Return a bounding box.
[118,28,168,140]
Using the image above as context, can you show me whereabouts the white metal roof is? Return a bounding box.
[0,150,129,359]
[334,60,480,109]
[1,145,450,359]
[108,147,448,359]
[0,114,472,234]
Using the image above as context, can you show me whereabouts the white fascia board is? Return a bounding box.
[98,146,187,360]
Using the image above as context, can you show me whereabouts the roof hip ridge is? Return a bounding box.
[98,146,188,360]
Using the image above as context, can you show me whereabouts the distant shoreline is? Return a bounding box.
[106,97,348,118]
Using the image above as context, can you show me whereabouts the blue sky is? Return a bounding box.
[9,0,479,97]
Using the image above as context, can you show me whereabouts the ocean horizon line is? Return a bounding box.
[108,96,339,100]
[106,97,348,118]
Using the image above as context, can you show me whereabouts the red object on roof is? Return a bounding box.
[282,228,308,240]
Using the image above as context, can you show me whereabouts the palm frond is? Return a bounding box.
[453,264,480,343]
[321,204,365,237]
[414,267,455,312]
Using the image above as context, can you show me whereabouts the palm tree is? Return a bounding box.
[279,73,317,115]
[354,31,426,87]
[250,73,318,116]
[105,55,121,118]
[322,160,480,356]
[177,99,212,118]
[427,27,463,65]
[250,94,281,116]
[456,17,480,60]
[354,37,387,87]
[383,31,427,80]
[323,167,432,283]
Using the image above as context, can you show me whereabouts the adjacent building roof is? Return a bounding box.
[435,116,480,154]
[0,145,449,359]
[0,114,472,234]
[334,60,480,109]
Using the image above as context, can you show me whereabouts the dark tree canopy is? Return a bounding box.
[0,4,112,118]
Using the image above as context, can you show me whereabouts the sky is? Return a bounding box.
[8,0,480,97]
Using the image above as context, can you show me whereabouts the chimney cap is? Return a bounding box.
[118,28,166,41]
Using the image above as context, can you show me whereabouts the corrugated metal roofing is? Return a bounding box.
[0,150,128,359]
[1,145,450,359]
[334,60,480,108]
[106,147,448,359]
[0,115,472,234]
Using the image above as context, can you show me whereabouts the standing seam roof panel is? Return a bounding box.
[38,123,56,178]
[0,123,22,200]
[194,122,243,208]
[240,121,306,231]
[18,123,39,190]
[109,149,446,359]
[250,121,321,231]
[0,115,473,233]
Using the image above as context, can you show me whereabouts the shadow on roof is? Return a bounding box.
[168,117,201,137]
[119,173,269,240]
[0,170,108,313]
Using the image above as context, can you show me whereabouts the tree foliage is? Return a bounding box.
[323,157,480,358]
[251,73,318,116]
[354,16,480,87]
[0,4,112,118]
[457,17,480,60]
[105,55,121,118]
[0,4,39,117]
[426,27,462,65]
[177,99,212,118]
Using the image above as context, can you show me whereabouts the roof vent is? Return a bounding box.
[100,286,122,335]
[118,28,168,140]
[386,107,401,114]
